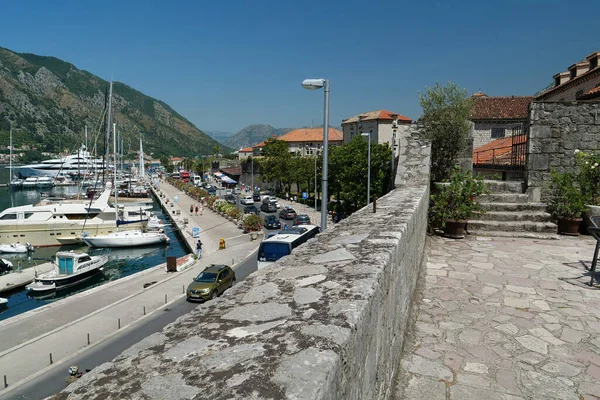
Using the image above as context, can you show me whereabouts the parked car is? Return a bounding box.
[279,207,297,220]
[207,186,217,195]
[241,195,254,205]
[260,202,278,213]
[244,205,259,215]
[186,264,236,301]
[225,194,236,204]
[264,214,282,229]
[294,214,311,225]
[253,193,261,202]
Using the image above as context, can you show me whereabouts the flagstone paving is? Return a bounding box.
[395,235,600,400]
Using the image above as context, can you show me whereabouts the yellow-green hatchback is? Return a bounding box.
[186,264,236,301]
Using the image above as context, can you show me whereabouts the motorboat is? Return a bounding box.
[21,176,54,188]
[0,298,7,307]
[25,251,108,293]
[14,145,110,179]
[0,242,33,254]
[82,229,170,248]
[53,174,75,186]
[0,187,143,247]
[0,258,13,275]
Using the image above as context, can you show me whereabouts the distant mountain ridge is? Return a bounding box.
[0,46,230,157]
[204,130,235,145]
[225,124,294,149]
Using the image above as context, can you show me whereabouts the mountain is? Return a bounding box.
[225,124,294,150]
[204,130,235,145]
[0,46,230,157]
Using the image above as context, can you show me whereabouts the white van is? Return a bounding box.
[193,175,201,185]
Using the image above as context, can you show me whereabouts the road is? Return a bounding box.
[1,250,258,400]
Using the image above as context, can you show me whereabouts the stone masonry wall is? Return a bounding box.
[527,101,600,201]
[55,132,431,400]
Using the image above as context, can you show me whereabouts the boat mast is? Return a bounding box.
[113,122,118,228]
[139,134,145,181]
[104,81,113,186]
[9,125,12,183]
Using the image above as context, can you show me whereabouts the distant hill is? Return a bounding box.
[0,46,231,157]
[225,124,294,150]
[204,130,235,145]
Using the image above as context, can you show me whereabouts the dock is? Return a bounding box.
[0,263,55,295]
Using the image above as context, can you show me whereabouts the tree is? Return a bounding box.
[419,81,473,182]
[160,156,170,169]
[258,138,292,192]
[213,144,221,156]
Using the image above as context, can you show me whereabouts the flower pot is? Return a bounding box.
[557,217,582,236]
[582,205,600,234]
[443,220,467,238]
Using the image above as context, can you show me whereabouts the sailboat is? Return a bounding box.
[81,98,169,248]
[8,127,24,188]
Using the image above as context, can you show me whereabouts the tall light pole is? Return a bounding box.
[361,132,371,205]
[302,78,329,231]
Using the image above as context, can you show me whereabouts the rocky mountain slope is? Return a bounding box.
[225,124,294,150]
[0,46,229,157]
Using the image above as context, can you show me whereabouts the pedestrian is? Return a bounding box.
[283,224,289,230]
[196,240,203,259]
[200,205,204,215]
[293,195,297,203]
[286,192,289,201]
[195,205,199,215]
[189,205,194,214]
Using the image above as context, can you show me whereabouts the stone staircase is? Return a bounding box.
[469,180,557,239]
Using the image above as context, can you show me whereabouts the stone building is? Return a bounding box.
[253,128,343,156]
[536,51,600,101]
[236,146,253,160]
[469,92,533,149]
[341,110,412,156]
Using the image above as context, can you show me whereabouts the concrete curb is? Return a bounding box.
[0,245,259,396]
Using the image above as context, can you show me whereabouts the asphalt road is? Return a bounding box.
[1,250,258,400]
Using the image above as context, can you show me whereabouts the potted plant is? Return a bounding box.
[547,170,587,235]
[575,149,600,232]
[428,166,487,238]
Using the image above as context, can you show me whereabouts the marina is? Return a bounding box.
[0,168,187,321]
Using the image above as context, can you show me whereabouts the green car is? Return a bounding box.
[186,264,236,301]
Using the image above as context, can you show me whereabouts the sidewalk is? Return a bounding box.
[0,182,261,391]
[395,235,600,400]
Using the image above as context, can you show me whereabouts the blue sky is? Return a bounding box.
[1,0,598,133]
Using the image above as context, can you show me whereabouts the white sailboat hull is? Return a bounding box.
[83,230,170,248]
[0,243,31,253]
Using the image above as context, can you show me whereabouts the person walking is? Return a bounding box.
[200,205,204,215]
[195,205,199,216]
[189,205,194,214]
[293,195,297,203]
[196,240,203,259]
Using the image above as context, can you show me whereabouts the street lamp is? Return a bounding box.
[361,132,371,205]
[301,78,329,231]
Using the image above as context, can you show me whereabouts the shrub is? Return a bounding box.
[428,166,487,230]
[575,149,600,205]
[547,170,587,219]
[242,214,262,232]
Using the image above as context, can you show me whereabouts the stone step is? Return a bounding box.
[483,180,524,194]
[468,220,557,233]
[474,211,552,222]
[479,202,547,212]
[477,193,529,204]
[469,230,560,240]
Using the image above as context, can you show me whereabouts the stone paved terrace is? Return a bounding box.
[395,235,600,400]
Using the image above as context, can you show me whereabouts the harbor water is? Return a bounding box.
[0,168,187,321]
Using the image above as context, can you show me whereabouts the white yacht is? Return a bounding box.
[0,188,143,247]
[22,176,54,188]
[15,146,110,178]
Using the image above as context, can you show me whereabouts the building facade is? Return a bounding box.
[341,110,412,156]
[470,93,533,149]
[536,51,600,101]
[253,128,343,156]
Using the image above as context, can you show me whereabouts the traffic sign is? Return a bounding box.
[192,227,200,238]
[302,192,308,199]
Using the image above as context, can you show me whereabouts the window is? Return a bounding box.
[0,214,17,220]
[491,128,505,139]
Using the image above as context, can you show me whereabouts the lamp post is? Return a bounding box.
[361,132,371,205]
[301,78,329,231]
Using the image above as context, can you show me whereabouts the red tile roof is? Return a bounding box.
[580,85,600,99]
[470,96,533,120]
[343,110,412,124]
[170,157,183,162]
[472,135,527,165]
[277,127,343,142]
[239,147,253,153]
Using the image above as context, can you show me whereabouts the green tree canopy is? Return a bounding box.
[419,81,473,182]
[257,138,292,191]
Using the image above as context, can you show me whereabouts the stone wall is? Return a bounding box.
[56,132,431,400]
[527,101,600,201]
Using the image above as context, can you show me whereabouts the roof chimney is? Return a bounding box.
[586,51,600,71]
[553,71,570,87]
[568,61,589,80]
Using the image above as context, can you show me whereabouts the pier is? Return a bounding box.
[0,263,54,295]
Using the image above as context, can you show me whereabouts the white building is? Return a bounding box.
[341,110,412,155]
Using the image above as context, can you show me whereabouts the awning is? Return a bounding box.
[214,172,223,177]
[221,176,237,184]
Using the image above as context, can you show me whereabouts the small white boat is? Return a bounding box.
[36,176,54,187]
[53,174,74,186]
[0,298,7,306]
[0,242,33,254]
[26,251,107,293]
[82,229,170,248]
